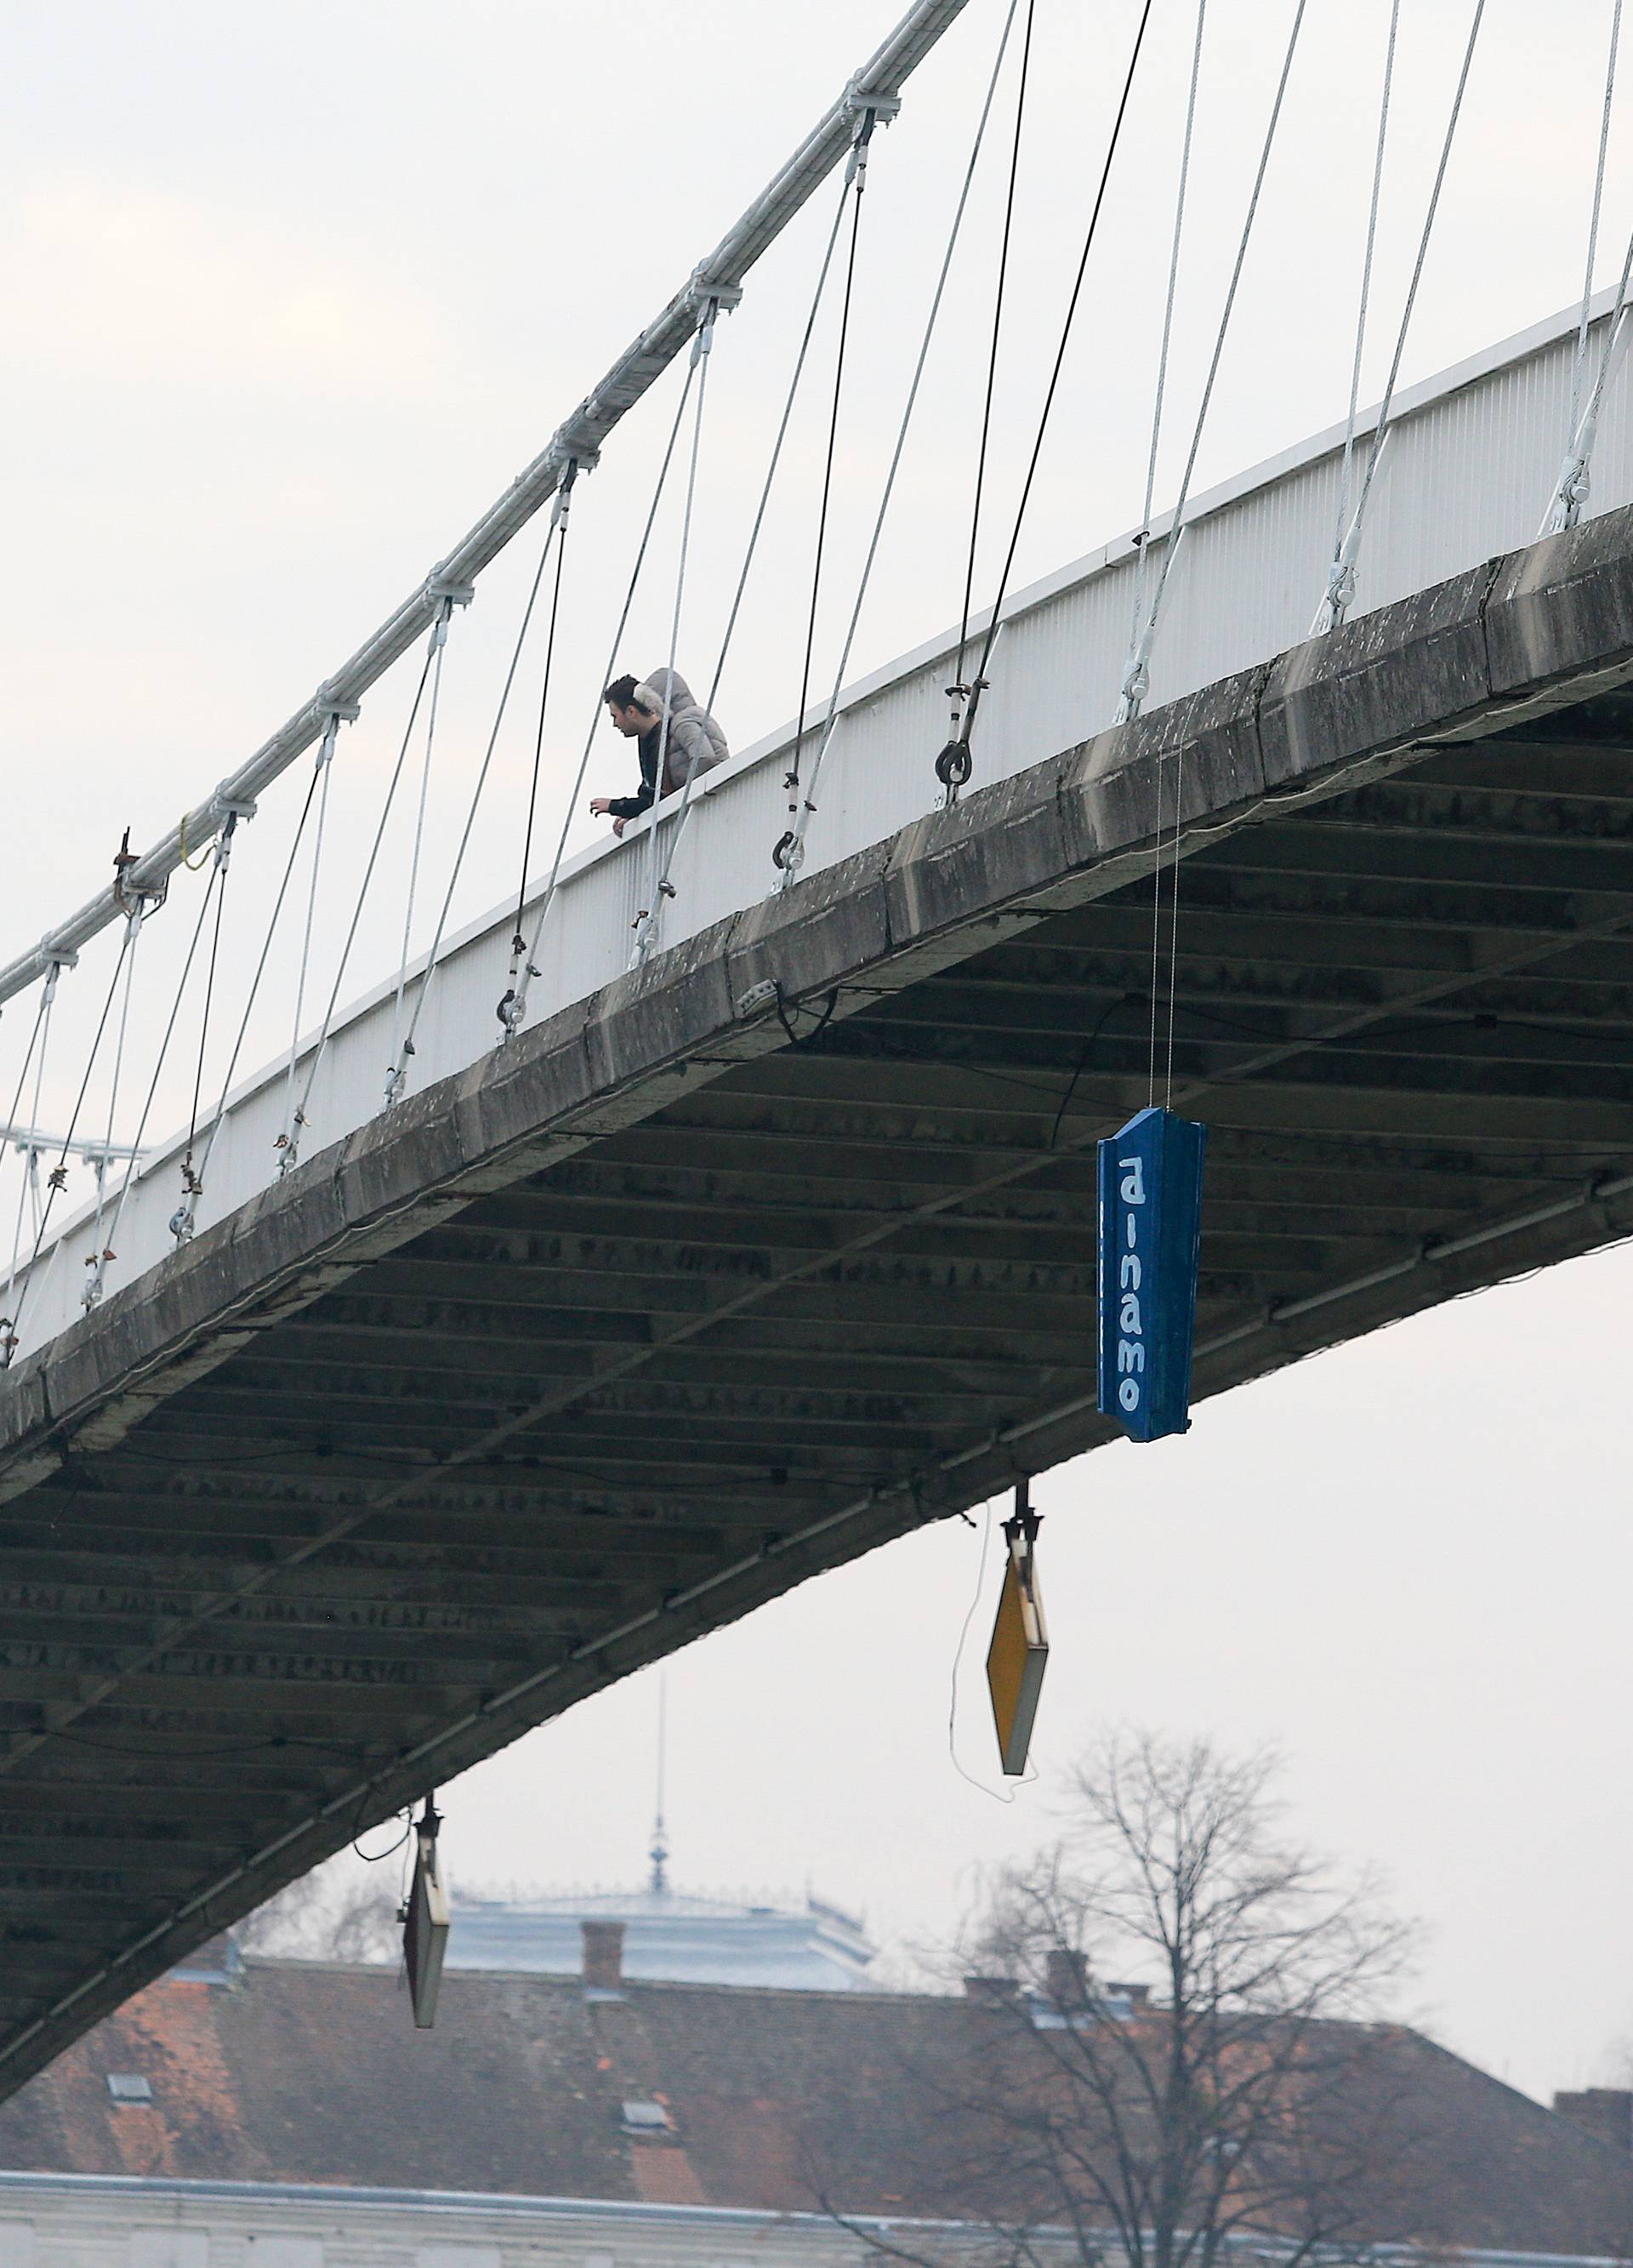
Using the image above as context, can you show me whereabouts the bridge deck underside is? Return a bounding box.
[2,682,1632,2097]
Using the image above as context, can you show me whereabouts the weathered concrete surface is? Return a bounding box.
[2,511,1633,2096]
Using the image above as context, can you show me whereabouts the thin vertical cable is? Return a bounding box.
[1312,0,1399,635]
[953,0,1037,692]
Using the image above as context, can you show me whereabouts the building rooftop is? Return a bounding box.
[0,1946,1629,2255]
[447,1883,879,1991]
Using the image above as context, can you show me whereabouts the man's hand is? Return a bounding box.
[589,795,628,839]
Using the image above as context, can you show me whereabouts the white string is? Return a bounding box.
[1320,0,1488,626]
[778,0,1022,886]
[1141,0,1208,1103]
[947,1497,1036,1805]
[1118,0,1312,719]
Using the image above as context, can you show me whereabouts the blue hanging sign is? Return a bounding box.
[1097,1105,1207,1444]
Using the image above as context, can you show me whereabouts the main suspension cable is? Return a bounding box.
[1118,0,1309,715]
[1315,0,1488,630]
[774,0,1023,885]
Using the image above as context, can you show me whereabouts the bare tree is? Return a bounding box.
[828,1735,1421,2268]
[237,1851,401,1964]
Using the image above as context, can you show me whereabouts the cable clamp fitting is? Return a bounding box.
[844,80,902,121]
[686,271,743,316]
[314,687,361,727]
[424,567,476,609]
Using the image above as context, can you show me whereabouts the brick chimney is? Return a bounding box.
[962,1975,1021,2005]
[1554,2088,1633,2153]
[1107,1980,1152,2009]
[582,1920,626,1992]
[1045,1949,1090,2009]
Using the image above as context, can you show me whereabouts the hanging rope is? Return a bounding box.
[390,485,585,1097]
[498,373,696,1039]
[939,0,1157,784]
[630,300,727,965]
[941,0,1038,804]
[1118,0,1309,716]
[773,0,1023,886]
[1312,0,1401,635]
[384,593,461,1105]
[1137,0,1208,1103]
[1314,0,1487,631]
[279,644,441,1172]
[1544,0,1628,535]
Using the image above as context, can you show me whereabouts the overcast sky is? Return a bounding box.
[3,0,1633,2106]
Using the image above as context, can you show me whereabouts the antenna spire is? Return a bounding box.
[649,1674,670,1895]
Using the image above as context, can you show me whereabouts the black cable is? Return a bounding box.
[788,140,870,812]
[1049,994,1129,1148]
[510,498,574,954]
[963,0,1157,749]
[954,0,1037,690]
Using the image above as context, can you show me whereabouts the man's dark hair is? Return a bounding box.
[603,675,652,714]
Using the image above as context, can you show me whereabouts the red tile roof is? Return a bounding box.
[0,1957,1627,2257]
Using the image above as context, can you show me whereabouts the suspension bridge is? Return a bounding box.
[0,0,1631,2100]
